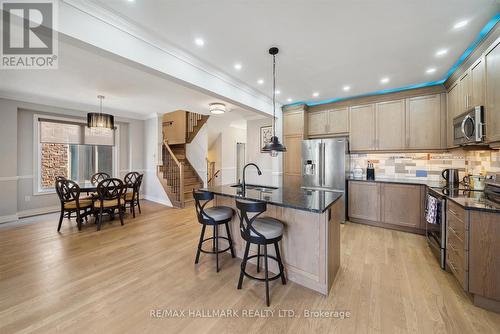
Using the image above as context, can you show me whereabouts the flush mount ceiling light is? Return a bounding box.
[209,102,226,114]
[262,47,286,156]
[87,95,114,129]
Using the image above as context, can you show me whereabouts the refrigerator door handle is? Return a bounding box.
[319,142,325,186]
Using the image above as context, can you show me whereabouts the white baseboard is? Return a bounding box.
[17,205,60,219]
[142,194,172,207]
[0,214,19,224]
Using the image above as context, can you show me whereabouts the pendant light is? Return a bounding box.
[87,95,114,129]
[262,47,286,156]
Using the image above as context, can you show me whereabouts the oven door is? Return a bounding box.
[425,190,446,269]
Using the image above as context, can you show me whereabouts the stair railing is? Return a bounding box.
[162,140,184,206]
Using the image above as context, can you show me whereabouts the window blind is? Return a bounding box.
[38,118,115,146]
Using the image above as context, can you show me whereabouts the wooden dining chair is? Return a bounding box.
[93,178,126,231]
[55,179,93,232]
[90,172,110,185]
[123,172,143,218]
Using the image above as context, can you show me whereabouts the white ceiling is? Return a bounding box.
[0,36,264,120]
[89,0,499,105]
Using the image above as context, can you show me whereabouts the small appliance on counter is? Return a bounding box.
[463,174,487,191]
[366,162,375,180]
[352,164,363,179]
[441,168,460,188]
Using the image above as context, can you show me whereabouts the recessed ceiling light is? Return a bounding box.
[194,38,204,47]
[275,90,281,95]
[257,79,264,85]
[343,85,351,92]
[380,77,390,84]
[287,98,293,102]
[453,20,468,30]
[312,92,319,98]
[426,68,437,74]
[234,63,242,70]
[436,49,448,57]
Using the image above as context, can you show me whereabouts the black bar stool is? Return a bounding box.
[193,190,235,272]
[235,199,286,306]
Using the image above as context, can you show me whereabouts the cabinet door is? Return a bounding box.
[470,57,485,107]
[348,181,380,221]
[406,94,443,149]
[283,134,302,176]
[459,71,471,112]
[283,111,304,136]
[349,104,375,151]
[307,111,328,136]
[380,183,423,229]
[375,100,405,150]
[328,108,349,134]
[447,83,460,148]
[485,39,500,143]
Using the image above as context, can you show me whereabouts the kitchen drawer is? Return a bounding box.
[447,212,466,243]
[448,228,467,266]
[447,245,468,290]
[447,200,467,224]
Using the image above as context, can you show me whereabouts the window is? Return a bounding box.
[36,116,117,193]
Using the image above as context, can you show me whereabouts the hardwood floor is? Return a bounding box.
[1,201,499,333]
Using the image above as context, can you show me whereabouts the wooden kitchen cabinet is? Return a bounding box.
[307,110,328,136]
[447,82,460,148]
[406,94,445,150]
[349,104,376,151]
[283,134,302,176]
[458,71,471,113]
[283,110,305,136]
[307,108,349,137]
[446,201,469,291]
[348,181,380,222]
[485,38,500,143]
[380,183,424,230]
[470,57,485,107]
[375,100,405,150]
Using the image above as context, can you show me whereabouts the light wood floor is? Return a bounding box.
[1,201,500,334]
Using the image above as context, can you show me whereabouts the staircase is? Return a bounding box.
[158,111,209,208]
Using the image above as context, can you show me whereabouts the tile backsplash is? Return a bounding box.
[350,150,500,181]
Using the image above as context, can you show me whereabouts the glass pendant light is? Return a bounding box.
[87,95,114,129]
[262,47,286,156]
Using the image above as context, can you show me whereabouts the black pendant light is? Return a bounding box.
[87,95,114,129]
[262,47,286,156]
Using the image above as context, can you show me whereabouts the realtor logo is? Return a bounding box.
[1,0,58,69]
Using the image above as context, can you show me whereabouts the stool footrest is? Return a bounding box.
[199,236,232,254]
[240,254,283,282]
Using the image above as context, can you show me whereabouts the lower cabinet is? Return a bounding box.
[446,201,469,291]
[348,181,424,233]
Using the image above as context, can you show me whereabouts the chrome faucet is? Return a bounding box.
[242,163,262,189]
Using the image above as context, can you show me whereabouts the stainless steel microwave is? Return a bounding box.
[453,106,485,146]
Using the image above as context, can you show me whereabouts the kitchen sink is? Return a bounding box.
[230,184,278,192]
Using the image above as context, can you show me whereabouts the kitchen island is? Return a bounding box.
[202,184,344,295]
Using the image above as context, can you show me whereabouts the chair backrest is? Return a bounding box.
[55,175,66,182]
[96,178,124,202]
[91,172,110,185]
[124,172,140,188]
[54,179,81,206]
[193,190,214,224]
[235,199,267,240]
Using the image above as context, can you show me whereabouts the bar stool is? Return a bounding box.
[235,199,286,306]
[193,190,236,272]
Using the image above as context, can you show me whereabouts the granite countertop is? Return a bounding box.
[202,184,343,213]
[348,177,446,188]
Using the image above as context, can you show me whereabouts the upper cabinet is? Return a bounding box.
[375,100,406,150]
[406,94,445,150]
[307,108,349,137]
[350,104,376,151]
[283,110,304,136]
[447,83,460,148]
[470,57,485,107]
[485,38,500,144]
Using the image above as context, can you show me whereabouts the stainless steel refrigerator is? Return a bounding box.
[302,138,349,190]
[302,138,349,219]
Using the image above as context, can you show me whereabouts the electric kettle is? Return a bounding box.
[441,169,460,188]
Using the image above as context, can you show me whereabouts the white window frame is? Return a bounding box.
[33,114,120,195]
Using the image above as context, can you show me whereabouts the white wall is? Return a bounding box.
[245,118,282,187]
[186,125,208,186]
[0,97,162,223]
[143,116,171,206]
[221,127,246,185]
[208,134,222,186]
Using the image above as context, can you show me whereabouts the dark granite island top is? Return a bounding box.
[201,184,343,213]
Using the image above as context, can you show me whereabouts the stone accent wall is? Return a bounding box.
[41,143,69,188]
[350,149,500,181]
